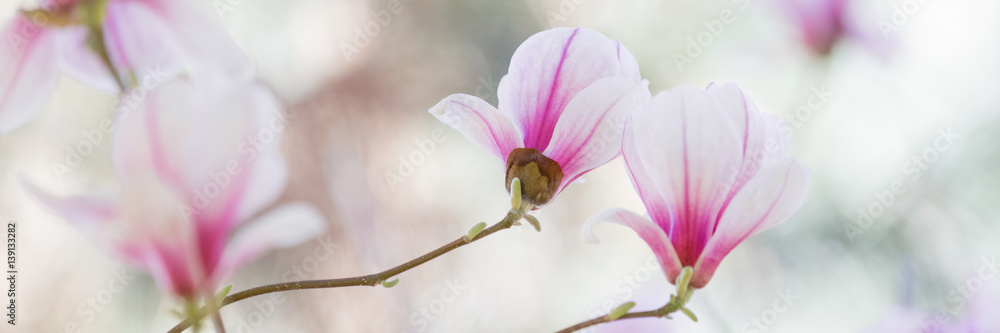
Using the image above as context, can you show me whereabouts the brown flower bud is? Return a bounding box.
[505,148,564,206]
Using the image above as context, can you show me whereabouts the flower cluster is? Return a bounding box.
[11,0,325,304]
[431,28,810,289]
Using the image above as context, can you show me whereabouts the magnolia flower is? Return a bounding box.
[584,83,810,289]
[429,27,649,207]
[0,0,252,133]
[25,76,323,298]
[773,0,885,56]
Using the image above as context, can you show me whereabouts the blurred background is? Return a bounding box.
[1,0,999,332]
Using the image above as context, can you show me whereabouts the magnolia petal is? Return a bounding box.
[429,93,524,161]
[583,209,684,284]
[0,16,59,133]
[543,77,648,191]
[217,203,327,279]
[692,159,809,288]
[150,0,256,80]
[497,27,634,151]
[627,86,745,266]
[141,241,201,297]
[612,40,642,83]
[20,179,117,233]
[621,120,676,236]
[54,26,120,92]
[103,1,186,86]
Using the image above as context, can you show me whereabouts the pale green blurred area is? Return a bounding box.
[1,0,999,332]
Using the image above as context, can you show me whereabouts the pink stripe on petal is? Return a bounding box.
[543,77,647,193]
[143,93,189,195]
[21,179,118,231]
[0,16,59,133]
[497,28,628,151]
[692,159,809,288]
[626,87,744,267]
[429,93,524,161]
[103,1,186,85]
[583,209,684,284]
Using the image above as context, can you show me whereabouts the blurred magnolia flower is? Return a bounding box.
[430,27,649,207]
[584,83,809,289]
[24,76,323,299]
[0,0,252,133]
[773,0,885,57]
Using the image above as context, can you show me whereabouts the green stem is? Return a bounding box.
[553,301,682,333]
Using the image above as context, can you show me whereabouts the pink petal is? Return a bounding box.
[102,1,187,86]
[112,77,287,230]
[53,26,119,91]
[20,178,117,233]
[627,86,745,267]
[583,209,684,284]
[703,83,790,232]
[542,77,649,192]
[0,15,59,133]
[147,0,256,80]
[141,241,201,297]
[429,93,524,161]
[692,159,809,288]
[621,118,676,238]
[216,203,326,280]
[775,0,845,54]
[497,28,640,151]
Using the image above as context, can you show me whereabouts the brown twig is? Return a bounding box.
[166,210,524,333]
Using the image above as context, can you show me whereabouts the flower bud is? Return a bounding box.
[505,148,563,206]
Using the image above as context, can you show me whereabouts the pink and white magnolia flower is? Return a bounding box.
[24,76,323,298]
[773,0,886,57]
[429,27,649,206]
[584,83,810,289]
[0,0,252,133]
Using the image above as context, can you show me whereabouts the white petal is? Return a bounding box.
[0,16,59,133]
[218,203,327,276]
[429,93,524,161]
[693,159,809,287]
[582,208,684,283]
[543,77,649,190]
[497,28,638,151]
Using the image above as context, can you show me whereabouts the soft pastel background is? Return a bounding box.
[1,0,999,332]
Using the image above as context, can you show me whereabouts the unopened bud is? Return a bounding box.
[505,148,563,206]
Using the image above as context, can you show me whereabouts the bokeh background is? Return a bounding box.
[2,0,999,332]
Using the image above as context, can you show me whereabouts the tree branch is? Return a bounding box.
[554,302,683,333]
[166,210,524,333]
